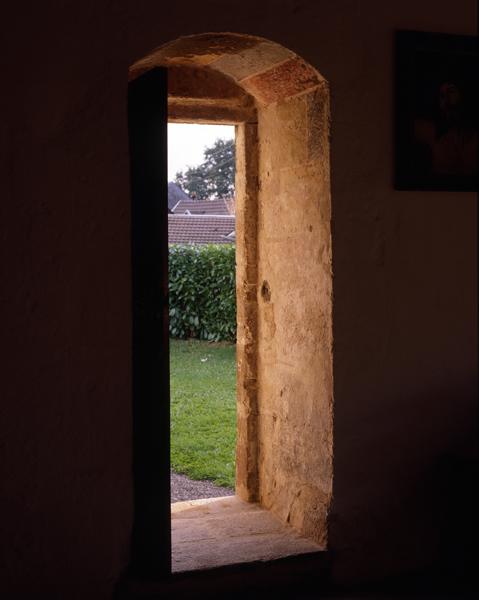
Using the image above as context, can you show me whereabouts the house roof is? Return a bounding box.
[172,198,232,216]
[168,214,235,245]
[168,182,191,211]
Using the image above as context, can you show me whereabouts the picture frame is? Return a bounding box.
[395,30,478,191]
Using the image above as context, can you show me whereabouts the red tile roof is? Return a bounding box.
[172,198,232,216]
[168,214,235,245]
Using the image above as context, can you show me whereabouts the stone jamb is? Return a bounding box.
[234,120,260,502]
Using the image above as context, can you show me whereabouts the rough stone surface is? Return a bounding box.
[171,496,324,572]
[168,64,249,101]
[131,33,261,73]
[166,64,256,123]
[168,100,255,124]
[235,121,260,503]
[210,41,293,82]
[243,57,323,105]
[256,85,333,545]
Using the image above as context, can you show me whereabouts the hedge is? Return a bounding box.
[168,244,236,341]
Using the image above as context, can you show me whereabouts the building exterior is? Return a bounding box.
[167,182,191,212]
[171,197,233,216]
[168,214,235,244]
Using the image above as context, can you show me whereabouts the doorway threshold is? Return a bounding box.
[171,495,325,573]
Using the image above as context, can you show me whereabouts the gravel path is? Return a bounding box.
[171,470,234,502]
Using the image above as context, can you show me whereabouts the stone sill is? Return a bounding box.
[171,495,325,573]
[118,497,329,599]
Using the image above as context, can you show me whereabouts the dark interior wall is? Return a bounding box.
[322,2,477,584]
[1,5,132,599]
[0,0,476,596]
[1,5,134,598]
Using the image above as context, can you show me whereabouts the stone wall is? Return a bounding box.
[256,83,332,545]
[0,0,476,596]
[134,35,333,545]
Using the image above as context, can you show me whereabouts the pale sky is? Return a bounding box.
[167,123,235,181]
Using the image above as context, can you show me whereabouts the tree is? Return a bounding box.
[174,138,235,200]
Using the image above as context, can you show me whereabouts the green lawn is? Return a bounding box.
[170,338,236,488]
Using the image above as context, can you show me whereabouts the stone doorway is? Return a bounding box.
[129,32,333,574]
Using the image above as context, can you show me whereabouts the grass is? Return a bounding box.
[170,338,236,488]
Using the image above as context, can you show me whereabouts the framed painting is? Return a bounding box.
[395,30,478,191]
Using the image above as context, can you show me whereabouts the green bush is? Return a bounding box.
[168,244,236,341]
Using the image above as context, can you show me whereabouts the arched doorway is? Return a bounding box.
[128,32,333,576]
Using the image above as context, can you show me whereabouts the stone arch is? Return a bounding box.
[130,33,333,547]
[130,33,325,104]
